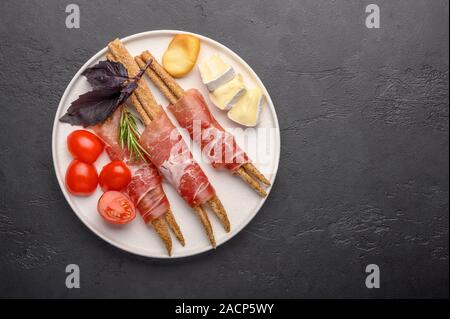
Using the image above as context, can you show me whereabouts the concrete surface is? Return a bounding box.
[0,0,448,298]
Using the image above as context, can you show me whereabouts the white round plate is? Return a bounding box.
[52,30,280,258]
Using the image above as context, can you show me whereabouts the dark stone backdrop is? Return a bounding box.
[0,0,448,298]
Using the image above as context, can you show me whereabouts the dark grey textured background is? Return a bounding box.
[0,0,448,298]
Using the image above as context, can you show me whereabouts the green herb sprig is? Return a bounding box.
[119,107,150,163]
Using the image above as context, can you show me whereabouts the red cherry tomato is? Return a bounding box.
[65,160,98,196]
[97,191,136,225]
[67,130,104,163]
[99,160,132,192]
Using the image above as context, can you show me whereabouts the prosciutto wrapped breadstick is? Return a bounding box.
[126,165,185,251]
[107,39,230,247]
[92,106,184,255]
[136,51,270,197]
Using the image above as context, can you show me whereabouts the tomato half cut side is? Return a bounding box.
[97,191,136,225]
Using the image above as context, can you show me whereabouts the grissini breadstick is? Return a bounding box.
[106,52,184,253]
[137,52,270,196]
[164,209,186,246]
[241,163,271,186]
[108,39,229,247]
[194,206,216,248]
[235,167,267,197]
[207,195,230,232]
[135,56,231,230]
[150,213,172,254]
[141,51,184,99]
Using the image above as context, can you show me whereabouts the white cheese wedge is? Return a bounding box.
[227,88,264,127]
[199,54,235,91]
[209,74,246,110]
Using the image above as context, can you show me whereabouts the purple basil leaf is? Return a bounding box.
[135,58,152,82]
[60,59,153,127]
[117,58,152,104]
[82,60,129,89]
[118,81,138,104]
[60,87,121,127]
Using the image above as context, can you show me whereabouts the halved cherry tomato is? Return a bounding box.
[65,160,98,196]
[97,191,136,225]
[99,160,132,192]
[67,130,104,163]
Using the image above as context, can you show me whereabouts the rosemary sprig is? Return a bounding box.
[119,107,150,163]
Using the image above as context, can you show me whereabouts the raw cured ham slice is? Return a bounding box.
[168,89,249,171]
[126,165,169,223]
[139,111,215,207]
[91,106,130,162]
[93,106,170,223]
[137,49,269,197]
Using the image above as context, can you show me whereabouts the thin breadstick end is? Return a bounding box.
[208,196,230,232]
[235,167,267,197]
[164,209,185,246]
[150,216,172,256]
[135,56,179,105]
[243,163,271,186]
[194,206,216,248]
[140,50,185,99]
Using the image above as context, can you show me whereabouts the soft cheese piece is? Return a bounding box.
[209,74,246,110]
[199,54,235,91]
[227,88,264,127]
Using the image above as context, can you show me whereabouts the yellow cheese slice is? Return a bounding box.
[162,34,200,78]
